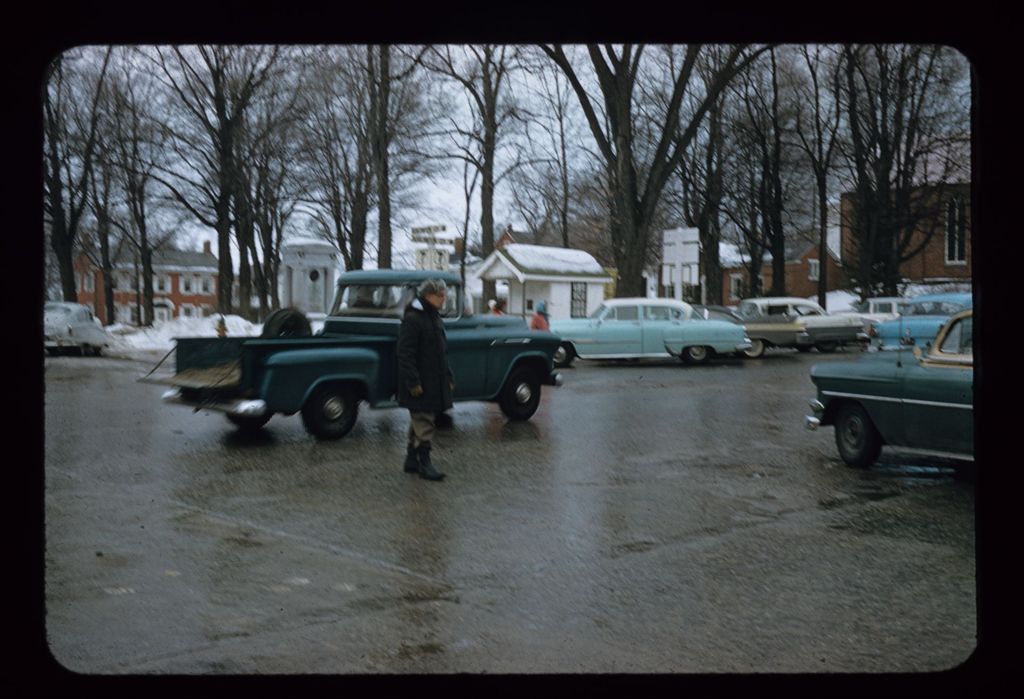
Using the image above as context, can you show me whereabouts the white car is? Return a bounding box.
[44,302,112,356]
[842,296,903,325]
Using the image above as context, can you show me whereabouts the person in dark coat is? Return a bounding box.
[397,278,454,481]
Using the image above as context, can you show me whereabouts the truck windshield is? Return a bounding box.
[331,284,460,318]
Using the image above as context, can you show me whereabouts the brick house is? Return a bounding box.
[839,182,971,286]
[75,241,219,325]
[720,239,848,304]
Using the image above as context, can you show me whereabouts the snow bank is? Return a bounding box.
[107,315,262,351]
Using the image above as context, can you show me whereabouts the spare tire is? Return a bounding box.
[261,308,313,338]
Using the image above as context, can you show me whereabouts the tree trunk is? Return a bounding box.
[816,177,829,308]
[374,46,393,270]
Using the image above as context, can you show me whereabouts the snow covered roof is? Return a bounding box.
[112,246,217,271]
[283,236,337,250]
[498,244,610,277]
[719,242,745,267]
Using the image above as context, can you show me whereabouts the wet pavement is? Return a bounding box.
[43,347,976,673]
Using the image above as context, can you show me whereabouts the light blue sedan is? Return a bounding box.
[868,292,972,349]
[550,298,752,367]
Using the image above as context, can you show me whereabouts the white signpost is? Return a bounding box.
[661,227,700,301]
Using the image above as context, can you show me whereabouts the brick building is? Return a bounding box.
[75,241,219,325]
[720,239,848,304]
[839,182,971,286]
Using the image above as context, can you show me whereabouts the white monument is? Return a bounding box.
[279,238,340,315]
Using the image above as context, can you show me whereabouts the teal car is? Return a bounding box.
[868,292,972,349]
[806,310,973,467]
[549,297,752,367]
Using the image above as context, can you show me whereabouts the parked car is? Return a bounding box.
[549,297,751,367]
[44,302,112,356]
[844,297,903,325]
[805,309,973,468]
[691,304,745,324]
[868,292,972,350]
[735,297,863,358]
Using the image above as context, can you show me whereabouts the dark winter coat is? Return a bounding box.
[397,296,455,413]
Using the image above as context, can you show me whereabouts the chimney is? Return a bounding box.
[202,240,212,255]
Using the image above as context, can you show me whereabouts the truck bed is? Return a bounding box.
[143,361,241,389]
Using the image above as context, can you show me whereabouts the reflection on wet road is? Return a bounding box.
[44,348,975,673]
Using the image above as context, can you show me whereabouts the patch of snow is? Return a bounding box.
[806,290,861,314]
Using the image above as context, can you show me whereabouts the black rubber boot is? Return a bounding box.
[415,444,446,481]
[403,445,419,473]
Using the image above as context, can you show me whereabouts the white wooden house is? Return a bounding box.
[468,244,612,320]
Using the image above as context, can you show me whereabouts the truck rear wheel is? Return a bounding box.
[498,367,541,421]
[301,383,359,439]
[261,308,312,338]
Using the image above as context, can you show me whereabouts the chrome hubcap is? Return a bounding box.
[689,346,707,360]
[515,382,533,403]
[554,347,566,363]
[843,417,863,447]
[323,396,345,420]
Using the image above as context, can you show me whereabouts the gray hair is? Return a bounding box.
[417,278,448,296]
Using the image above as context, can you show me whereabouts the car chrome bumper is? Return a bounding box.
[796,331,813,345]
[804,399,824,431]
[161,388,268,417]
[736,338,753,351]
[547,371,564,387]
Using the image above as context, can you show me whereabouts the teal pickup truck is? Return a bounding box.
[147,270,564,439]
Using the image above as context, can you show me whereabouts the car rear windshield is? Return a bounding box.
[330,284,459,318]
[902,300,966,316]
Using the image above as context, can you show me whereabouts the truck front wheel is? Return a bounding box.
[302,383,359,439]
[498,367,541,421]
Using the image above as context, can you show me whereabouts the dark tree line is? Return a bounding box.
[43,43,969,322]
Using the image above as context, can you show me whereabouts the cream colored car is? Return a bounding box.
[44,302,112,356]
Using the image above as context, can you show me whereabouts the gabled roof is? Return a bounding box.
[111,246,218,271]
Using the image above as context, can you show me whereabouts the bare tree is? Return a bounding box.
[240,75,303,315]
[788,45,844,307]
[421,45,523,304]
[672,47,731,304]
[541,44,765,297]
[43,47,112,302]
[101,49,177,326]
[295,46,376,272]
[733,48,789,296]
[838,44,969,296]
[510,50,586,248]
[147,45,280,314]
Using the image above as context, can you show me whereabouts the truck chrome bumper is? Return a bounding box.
[161,388,268,417]
[549,371,564,387]
[805,415,821,431]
